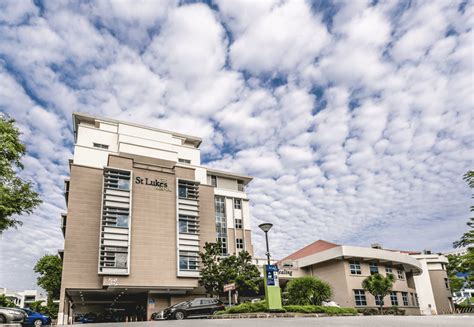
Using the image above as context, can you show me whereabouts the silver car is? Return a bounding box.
[0,306,27,324]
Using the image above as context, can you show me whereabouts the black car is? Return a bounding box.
[158,298,225,320]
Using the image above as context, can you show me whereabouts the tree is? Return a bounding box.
[362,273,395,314]
[34,255,62,305]
[0,294,16,307]
[198,242,224,297]
[0,114,42,233]
[285,276,332,306]
[453,171,473,248]
[220,250,261,300]
[198,242,262,301]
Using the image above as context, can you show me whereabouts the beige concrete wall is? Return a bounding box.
[429,270,453,313]
[110,156,196,288]
[305,259,419,313]
[59,166,104,309]
[199,184,217,251]
[217,177,237,191]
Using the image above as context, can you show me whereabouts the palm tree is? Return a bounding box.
[362,273,395,314]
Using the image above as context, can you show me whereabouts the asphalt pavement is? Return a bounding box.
[47,314,473,327]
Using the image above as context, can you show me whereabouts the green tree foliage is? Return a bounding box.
[198,242,223,297]
[0,115,42,232]
[448,171,474,290]
[362,273,395,313]
[285,276,332,306]
[0,294,16,307]
[454,170,473,248]
[34,255,62,305]
[198,242,262,301]
[220,250,261,297]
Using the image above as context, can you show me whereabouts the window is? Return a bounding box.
[211,175,217,187]
[410,293,415,306]
[414,293,419,306]
[93,143,109,149]
[235,218,242,229]
[179,251,198,270]
[390,292,398,306]
[385,266,393,274]
[375,295,384,306]
[237,180,244,192]
[350,260,361,275]
[397,269,404,280]
[105,170,130,191]
[178,158,191,164]
[236,238,244,249]
[444,278,450,289]
[179,215,198,234]
[178,180,199,199]
[369,262,379,275]
[234,198,242,209]
[115,253,127,268]
[116,214,128,228]
[354,290,367,306]
[215,196,227,255]
[402,292,409,306]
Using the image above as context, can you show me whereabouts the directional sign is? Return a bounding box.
[223,283,236,292]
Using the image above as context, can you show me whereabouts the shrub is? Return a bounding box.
[285,276,332,305]
[217,301,268,314]
[357,308,379,315]
[284,305,357,315]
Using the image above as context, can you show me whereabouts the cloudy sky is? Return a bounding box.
[0,0,472,292]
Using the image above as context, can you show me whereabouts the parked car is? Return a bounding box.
[0,306,27,324]
[157,298,225,320]
[80,312,98,323]
[23,308,51,326]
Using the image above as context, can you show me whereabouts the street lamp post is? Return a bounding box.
[258,222,282,311]
[258,223,273,265]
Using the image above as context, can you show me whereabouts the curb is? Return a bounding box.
[209,313,358,319]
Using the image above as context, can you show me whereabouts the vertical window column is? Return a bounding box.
[99,168,131,275]
[177,179,200,276]
[215,196,227,255]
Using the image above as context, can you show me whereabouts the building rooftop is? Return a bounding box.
[72,112,202,148]
[278,239,339,263]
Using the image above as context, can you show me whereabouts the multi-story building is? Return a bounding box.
[276,240,423,315]
[58,113,254,324]
[411,251,454,314]
[0,288,46,308]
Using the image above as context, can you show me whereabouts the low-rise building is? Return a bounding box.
[411,252,453,314]
[276,240,423,315]
[0,288,46,308]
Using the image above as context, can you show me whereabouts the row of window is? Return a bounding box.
[349,260,405,279]
[354,290,419,307]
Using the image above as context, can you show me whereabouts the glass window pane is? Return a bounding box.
[116,215,128,227]
[118,179,130,190]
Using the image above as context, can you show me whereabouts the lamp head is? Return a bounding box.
[258,223,273,233]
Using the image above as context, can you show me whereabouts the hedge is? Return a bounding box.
[284,305,357,315]
[216,301,357,315]
[216,301,269,314]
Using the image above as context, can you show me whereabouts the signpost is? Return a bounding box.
[264,264,283,311]
[223,283,236,306]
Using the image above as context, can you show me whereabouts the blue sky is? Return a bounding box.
[0,0,472,292]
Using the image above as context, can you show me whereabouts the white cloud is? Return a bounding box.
[229,0,329,74]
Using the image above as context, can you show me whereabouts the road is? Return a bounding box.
[48,315,473,327]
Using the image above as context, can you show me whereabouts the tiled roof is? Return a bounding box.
[278,239,339,263]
